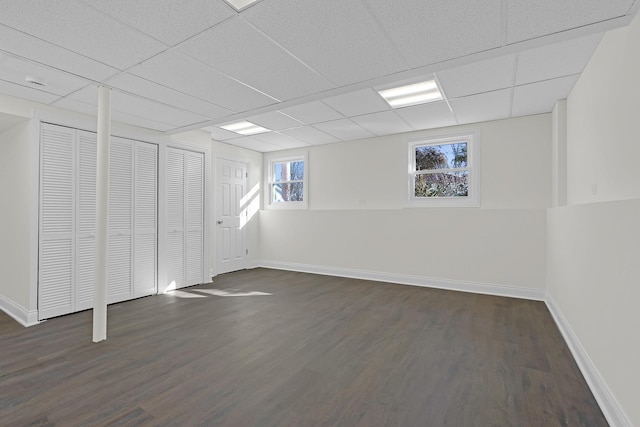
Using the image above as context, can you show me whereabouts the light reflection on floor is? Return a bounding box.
[166,288,272,299]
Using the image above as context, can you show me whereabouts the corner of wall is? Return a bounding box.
[545,293,633,427]
[0,295,39,327]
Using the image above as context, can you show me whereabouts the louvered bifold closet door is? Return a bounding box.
[185,151,204,285]
[166,148,185,288]
[39,124,75,319]
[76,130,97,311]
[107,137,133,304]
[133,142,157,298]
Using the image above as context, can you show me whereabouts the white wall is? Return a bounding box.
[259,115,551,294]
[0,119,34,313]
[566,13,640,205]
[548,12,640,426]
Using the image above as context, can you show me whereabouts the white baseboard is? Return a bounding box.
[253,260,545,301]
[0,295,39,327]
[545,294,632,427]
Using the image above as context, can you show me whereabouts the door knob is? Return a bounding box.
[217,220,223,225]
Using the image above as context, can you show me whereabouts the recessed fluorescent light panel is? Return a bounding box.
[378,80,443,108]
[224,0,260,12]
[219,120,270,136]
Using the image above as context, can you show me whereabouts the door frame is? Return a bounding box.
[213,154,250,278]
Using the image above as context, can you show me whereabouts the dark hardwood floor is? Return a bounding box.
[0,268,607,426]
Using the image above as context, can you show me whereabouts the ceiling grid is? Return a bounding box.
[0,0,636,150]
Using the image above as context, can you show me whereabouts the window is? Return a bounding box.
[267,154,307,208]
[407,132,478,207]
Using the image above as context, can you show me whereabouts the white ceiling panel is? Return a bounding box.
[368,0,502,68]
[512,75,579,117]
[252,131,310,149]
[0,55,88,97]
[110,110,174,132]
[0,79,59,104]
[129,50,277,112]
[204,126,244,142]
[449,89,512,125]
[366,0,503,69]
[243,0,408,86]
[506,0,633,44]
[394,101,457,130]
[437,54,517,99]
[323,89,390,117]
[79,0,235,46]
[350,110,413,137]
[107,73,232,119]
[280,101,343,124]
[179,17,334,101]
[230,135,282,152]
[246,111,302,131]
[52,97,97,117]
[0,24,118,82]
[516,33,604,85]
[281,126,341,145]
[110,91,210,128]
[58,85,209,129]
[313,119,375,142]
[0,0,167,70]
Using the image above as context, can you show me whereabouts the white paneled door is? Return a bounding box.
[216,158,247,275]
[165,147,205,290]
[39,123,158,319]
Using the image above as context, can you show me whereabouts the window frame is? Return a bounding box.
[406,131,479,207]
[266,153,308,209]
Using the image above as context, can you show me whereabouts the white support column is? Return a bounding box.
[93,86,111,342]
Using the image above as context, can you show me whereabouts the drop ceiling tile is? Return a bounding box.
[0,79,59,104]
[449,89,512,125]
[245,111,302,131]
[54,92,175,131]
[0,0,167,70]
[252,131,311,149]
[515,33,604,85]
[79,0,234,46]
[129,50,277,112]
[313,118,375,142]
[280,126,340,145]
[107,73,232,119]
[512,75,579,117]
[110,91,210,128]
[110,110,174,132]
[0,24,118,81]
[350,111,412,137]
[366,0,503,68]
[437,54,517,99]
[279,101,343,124]
[179,17,333,101]
[394,101,457,130]
[0,55,88,97]
[203,126,244,142]
[56,85,210,129]
[323,89,390,117]
[243,0,408,86]
[506,0,633,43]
[229,136,282,152]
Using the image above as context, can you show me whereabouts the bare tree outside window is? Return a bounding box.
[414,142,468,197]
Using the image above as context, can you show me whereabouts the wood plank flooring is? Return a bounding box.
[0,268,607,426]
